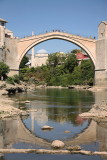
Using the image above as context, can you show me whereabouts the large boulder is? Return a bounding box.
[51,140,65,149]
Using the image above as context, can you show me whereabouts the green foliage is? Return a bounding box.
[20,56,29,68]
[6,75,20,84]
[6,77,15,84]
[71,49,81,54]
[47,52,66,67]
[0,62,9,80]
[70,66,83,85]
[64,54,78,73]
[13,75,20,84]
[81,60,94,85]
[19,51,95,87]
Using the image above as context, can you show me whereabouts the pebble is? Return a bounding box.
[64,130,70,133]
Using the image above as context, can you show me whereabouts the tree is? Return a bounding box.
[20,56,29,68]
[70,66,82,85]
[64,54,78,73]
[47,52,66,67]
[0,62,9,80]
[71,49,82,54]
[81,60,94,85]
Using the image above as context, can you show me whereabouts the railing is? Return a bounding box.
[20,30,96,40]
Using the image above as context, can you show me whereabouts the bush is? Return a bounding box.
[0,62,9,80]
[6,75,20,84]
[20,56,29,68]
[6,77,15,84]
[13,75,20,84]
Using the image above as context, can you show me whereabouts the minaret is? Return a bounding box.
[31,112,35,133]
[31,32,35,67]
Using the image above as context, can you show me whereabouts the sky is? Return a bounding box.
[0,0,107,53]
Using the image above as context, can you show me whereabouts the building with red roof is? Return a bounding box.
[76,52,89,64]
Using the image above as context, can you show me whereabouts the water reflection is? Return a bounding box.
[0,117,106,150]
[7,89,95,141]
[2,88,107,160]
[0,117,107,160]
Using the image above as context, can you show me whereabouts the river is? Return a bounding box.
[1,88,107,160]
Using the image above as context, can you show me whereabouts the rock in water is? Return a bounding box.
[25,100,30,103]
[64,130,70,133]
[66,145,81,151]
[41,125,54,130]
[51,140,65,149]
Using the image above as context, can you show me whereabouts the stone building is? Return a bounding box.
[30,48,48,67]
[0,18,14,62]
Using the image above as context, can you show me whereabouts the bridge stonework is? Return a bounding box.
[17,32,96,66]
[95,22,107,86]
[0,21,107,86]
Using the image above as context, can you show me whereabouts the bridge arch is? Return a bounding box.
[18,117,96,147]
[18,32,96,68]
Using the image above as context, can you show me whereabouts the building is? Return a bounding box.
[76,52,89,64]
[34,49,49,67]
[0,18,14,47]
[0,18,14,62]
[26,49,48,67]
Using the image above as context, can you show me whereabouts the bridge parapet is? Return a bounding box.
[20,31,96,42]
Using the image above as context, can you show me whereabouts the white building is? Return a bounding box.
[31,48,48,67]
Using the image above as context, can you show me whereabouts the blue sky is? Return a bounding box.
[0,0,107,53]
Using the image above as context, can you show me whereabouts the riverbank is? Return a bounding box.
[79,101,107,118]
[0,81,30,119]
[35,84,107,92]
[0,80,107,119]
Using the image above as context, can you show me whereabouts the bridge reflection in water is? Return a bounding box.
[0,116,107,152]
[0,90,107,159]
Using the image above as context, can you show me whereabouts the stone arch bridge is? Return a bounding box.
[18,32,96,66]
[3,21,107,86]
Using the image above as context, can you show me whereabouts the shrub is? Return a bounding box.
[0,62,9,80]
[6,77,15,84]
[6,75,20,84]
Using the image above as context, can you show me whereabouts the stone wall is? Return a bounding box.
[95,22,107,86]
[4,38,19,76]
[0,48,3,62]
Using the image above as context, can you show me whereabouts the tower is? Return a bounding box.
[0,18,7,48]
[95,21,107,86]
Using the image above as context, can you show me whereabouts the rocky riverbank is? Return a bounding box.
[0,81,34,119]
[1,80,107,119]
[80,101,107,118]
